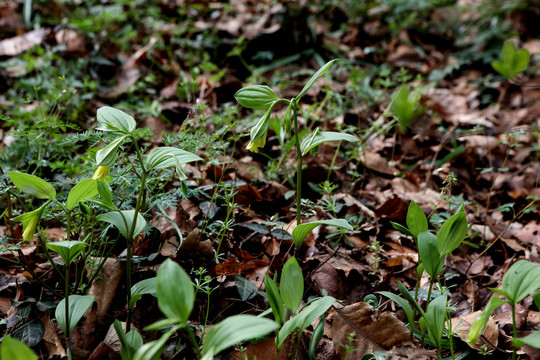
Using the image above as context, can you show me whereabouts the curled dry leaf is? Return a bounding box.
[0,28,50,56]
[331,301,410,359]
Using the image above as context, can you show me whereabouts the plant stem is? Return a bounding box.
[65,263,72,360]
[293,101,302,226]
[512,303,517,360]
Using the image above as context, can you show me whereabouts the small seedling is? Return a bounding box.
[390,85,424,133]
[491,42,530,79]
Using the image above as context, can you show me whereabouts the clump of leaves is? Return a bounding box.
[491,42,530,79]
[390,85,424,133]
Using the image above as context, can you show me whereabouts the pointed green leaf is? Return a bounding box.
[377,291,414,326]
[0,336,38,360]
[502,260,540,304]
[265,275,284,324]
[492,42,530,79]
[280,257,304,313]
[299,130,358,156]
[466,296,506,344]
[391,85,424,132]
[277,296,335,349]
[397,281,425,316]
[145,147,202,172]
[67,179,99,210]
[133,326,178,360]
[114,320,143,360]
[55,295,94,334]
[8,172,56,200]
[96,106,137,134]
[96,210,146,239]
[46,241,88,265]
[156,259,194,323]
[130,277,156,310]
[95,135,127,166]
[425,295,447,348]
[436,212,468,255]
[512,329,540,349]
[296,60,337,102]
[202,315,279,360]
[235,85,279,110]
[292,219,352,247]
[406,201,428,238]
[418,231,444,279]
[390,221,415,238]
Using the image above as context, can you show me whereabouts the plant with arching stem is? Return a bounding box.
[467,260,540,360]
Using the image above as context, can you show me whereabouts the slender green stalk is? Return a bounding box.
[512,304,517,360]
[65,263,72,360]
[292,101,302,226]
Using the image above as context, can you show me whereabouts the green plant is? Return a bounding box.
[390,85,424,133]
[0,336,38,360]
[127,259,278,360]
[467,260,540,360]
[491,42,530,80]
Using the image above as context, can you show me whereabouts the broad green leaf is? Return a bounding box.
[417,231,443,279]
[8,172,56,200]
[145,147,202,172]
[390,221,414,238]
[96,210,146,239]
[156,259,194,323]
[425,295,447,348]
[512,329,540,349]
[390,85,424,133]
[492,42,530,79]
[436,212,468,255]
[55,295,94,334]
[202,315,279,360]
[95,135,127,166]
[466,296,506,344]
[296,59,337,102]
[299,130,359,156]
[292,219,352,247]
[96,106,137,134]
[133,326,179,360]
[8,319,44,347]
[67,179,98,210]
[377,291,414,326]
[235,85,280,110]
[406,201,428,238]
[114,320,143,360]
[265,275,284,324]
[277,296,335,349]
[502,260,540,304]
[46,241,88,266]
[280,257,304,313]
[0,336,38,360]
[130,277,156,310]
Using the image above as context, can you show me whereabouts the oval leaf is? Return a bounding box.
[96,106,136,134]
[8,172,56,200]
[235,85,279,110]
[96,210,146,239]
[156,259,194,323]
[67,179,99,210]
[436,212,468,255]
[46,241,88,266]
[55,295,94,335]
[280,257,304,313]
[130,277,156,310]
[202,315,278,360]
[417,231,443,279]
[502,260,540,304]
[406,201,428,238]
[292,219,353,247]
[145,147,202,172]
[0,336,38,360]
[300,130,358,156]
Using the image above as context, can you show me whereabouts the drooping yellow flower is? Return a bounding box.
[92,166,110,182]
[246,135,267,153]
[22,214,39,241]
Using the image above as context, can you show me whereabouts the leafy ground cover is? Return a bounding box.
[0,0,539,359]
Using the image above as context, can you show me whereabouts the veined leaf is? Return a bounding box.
[202,315,278,360]
[502,260,540,304]
[265,275,284,324]
[46,241,88,266]
[156,259,194,323]
[235,85,280,110]
[292,219,352,247]
[406,201,428,238]
[96,210,146,239]
[67,179,99,210]
[8,172,56,200]
[145,147,202,172]
[296,59,337,102]
[280,257,304,314]
[417,231,443,279]
[130,277,156,310]
[95,135,127,166]
[96,106,137,134]
[425,295,447,349]
[436,212,468,255]
[299,130,358,156]
[55,295,94,335]
[0,336,38,360]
